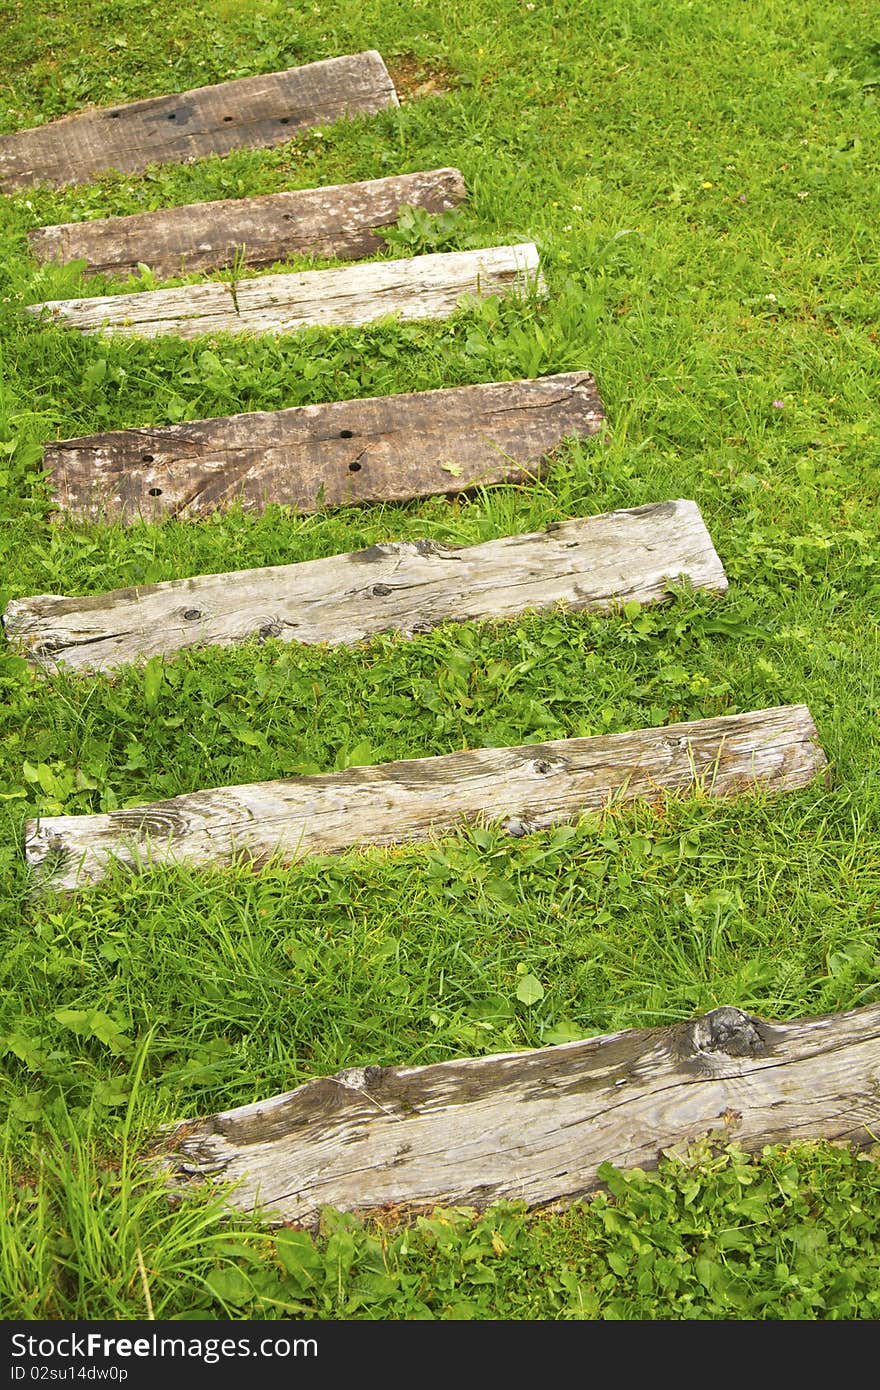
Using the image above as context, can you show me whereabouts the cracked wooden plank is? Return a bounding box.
[38,369,601,525]
[26,243,544,339]
[0,52,398,192]
[154,1002,880,1226]
[3,500,727,674]
[27,169,467,278]
[25,706,826,893]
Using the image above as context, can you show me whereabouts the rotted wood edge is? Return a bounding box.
[154,1002,880,1226]
[24,705,827,893]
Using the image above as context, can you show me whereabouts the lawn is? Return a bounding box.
[0,0,878,1319]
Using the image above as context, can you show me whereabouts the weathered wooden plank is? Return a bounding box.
[39,370,602,525]
[26,243,544,339]
[0,52,398,192]
[156,1002,880,1226]
[25,706,826,893]
[3,501,727,675]
[27,169,467,278]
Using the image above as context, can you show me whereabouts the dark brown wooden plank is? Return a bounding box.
[25,706,827,893]
[2,501,728,674]
[0,51,398,192]
[156,1002,880,1225]
[42,370,605,524]
[26,169,467,278]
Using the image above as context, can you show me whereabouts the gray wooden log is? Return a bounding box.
[26,243,544,340]
[155,1001,880,1225]
[25,706,826,893]
[39,370,603,525]
[0,52,398,192]
[3,500,727,675]
[26,169,467,279]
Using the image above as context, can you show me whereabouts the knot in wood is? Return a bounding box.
[335,1065,382,1091]
[350,543,399,565]
[370,583,393,597]
[689,1006,765,1058]
[110,807,184,842]
[530,755,567,776]
[183,608,202,621]
[412,538,457,559]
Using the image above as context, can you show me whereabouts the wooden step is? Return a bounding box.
[157,1001,879,1226]
[0,51,398,192]
[26,706,826,893]
[4,500,727,674]
[39,370,602,524]
[27,169,467,279]
[27,242,544,340]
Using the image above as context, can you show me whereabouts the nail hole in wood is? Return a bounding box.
[183,609,201,621]
[348,461,362,472]
[279,117,290,125]
[142,453,154,463]
[339,429,354,438]
[109,112,120,119]
[223,115,233,121]
[167,113,177,121]
[148,487,163,496]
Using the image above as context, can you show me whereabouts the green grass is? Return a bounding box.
[0,0,879,1320]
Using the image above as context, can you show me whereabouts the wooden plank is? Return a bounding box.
[3,501,728,674]
[26,243,544,339]
[0,52,398,192]
[25,706,826,893]
[26,169,467,279]
[38,370,602,525]
[156,1001,880,1226]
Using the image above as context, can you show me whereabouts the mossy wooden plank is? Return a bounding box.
[156,1002,880,1225]
[3,500,726,673]
[25,706,826,892]
[0,52,398,191]
[38,369,599,524]
[27,169,466,278]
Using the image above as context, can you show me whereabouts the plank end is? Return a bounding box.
[364,49,401,107]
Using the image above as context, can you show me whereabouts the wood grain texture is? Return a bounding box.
[156,1002,880,1225]
[3,501,727,674]
[39,370,603,525]
[26,243,544,339]
[27,169,467,278]
[0,52,398,191]
[25,706,826,893]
